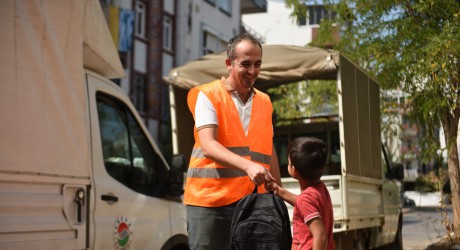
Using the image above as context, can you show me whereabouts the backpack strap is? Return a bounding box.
[272,195,293,249]
[252,183,275,194]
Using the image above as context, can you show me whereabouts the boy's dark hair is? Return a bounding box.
[227,32,262,62]
[288,137,328,181]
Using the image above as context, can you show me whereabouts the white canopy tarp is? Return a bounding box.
[0,0,124,178]
[164,45,339,90]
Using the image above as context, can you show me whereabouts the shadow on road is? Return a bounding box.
[402,206,459,250]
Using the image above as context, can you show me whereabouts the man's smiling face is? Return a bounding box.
[226,39,262,91]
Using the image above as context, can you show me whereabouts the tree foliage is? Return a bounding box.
[285,0,460,239]
[267,80,338,126]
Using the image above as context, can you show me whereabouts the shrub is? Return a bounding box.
[414,169,448,193]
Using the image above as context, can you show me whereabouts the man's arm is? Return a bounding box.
[269,147,282,186]
[308,218,328,250]
[198,126,274,186]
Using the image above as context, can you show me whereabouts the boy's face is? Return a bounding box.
[287,157,297,180]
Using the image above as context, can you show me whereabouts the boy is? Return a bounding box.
[266,137,333,250]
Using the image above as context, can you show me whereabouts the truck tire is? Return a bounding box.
[391,214,403,250]
[392,226,403,250]
[356,230,368,250]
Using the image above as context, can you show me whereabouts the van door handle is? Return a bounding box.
[101,194,119,203]
[75,189,85,223]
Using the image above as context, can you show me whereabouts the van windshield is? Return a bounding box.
[96,93,168,197]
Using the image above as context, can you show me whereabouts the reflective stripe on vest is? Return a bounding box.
[187,168,246,178]
[188,147,271,178]
[191,147,271,165]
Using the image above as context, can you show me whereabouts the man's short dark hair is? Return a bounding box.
[288,137,328,181]
[227,33,262,61]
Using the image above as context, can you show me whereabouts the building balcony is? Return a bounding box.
[400,128,418,138]
[400,124,419,138]
[402,154,419,165]
[241,0,267,14]
[404,169,419,182]
[240,23,266,43]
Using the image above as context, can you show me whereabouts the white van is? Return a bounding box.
[0,1,188,249]
[86,71,189,249]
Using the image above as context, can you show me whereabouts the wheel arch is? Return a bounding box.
[161,234,189,250]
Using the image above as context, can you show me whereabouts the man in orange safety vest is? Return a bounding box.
[184,32,282,250]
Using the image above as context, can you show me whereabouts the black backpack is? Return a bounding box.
[229,187,292,250]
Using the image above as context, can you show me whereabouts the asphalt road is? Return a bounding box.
[402,206,454,250]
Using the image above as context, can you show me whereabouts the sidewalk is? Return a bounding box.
[402,199,456,250]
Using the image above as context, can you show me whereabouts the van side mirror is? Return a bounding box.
[393,163,404,181]
[169,154,187,196]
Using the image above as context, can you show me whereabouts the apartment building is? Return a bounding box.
[100,0,266,160]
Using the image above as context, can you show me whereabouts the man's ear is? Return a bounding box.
[225,58,232,69]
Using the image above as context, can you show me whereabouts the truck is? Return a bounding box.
[0,1,188,249]
[164,45,404,249]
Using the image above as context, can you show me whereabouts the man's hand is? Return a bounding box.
[197,127,275,187]
[246,163,274,186]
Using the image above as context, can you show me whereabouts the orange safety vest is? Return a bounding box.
[184,79,273,207]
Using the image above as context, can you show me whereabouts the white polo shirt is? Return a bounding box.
[195,90,254,136]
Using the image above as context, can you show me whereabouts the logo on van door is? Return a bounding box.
[113,216,133,249]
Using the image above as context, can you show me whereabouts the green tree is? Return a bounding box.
[268,81,306,126]
[267,80,338,126]
[285,0,460,239]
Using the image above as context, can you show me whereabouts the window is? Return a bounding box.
[274,129,340,178]
[135,1,146,38]
[203,31,226,55]
[307,5,336,26]
[298,16,307,26]
[160,85,170,120]
[97,93,168,197]
[204,0,216,6]
[133,74,145,111]
[163,16,173,51]
[218,0,232,15]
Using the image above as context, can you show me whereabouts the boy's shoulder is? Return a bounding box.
[296,182,330,201]
[302,181,327,192]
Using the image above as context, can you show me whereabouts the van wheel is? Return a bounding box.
[169,244,189,250]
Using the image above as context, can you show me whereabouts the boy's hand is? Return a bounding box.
[265,181,280,195]
[265,182,297,206]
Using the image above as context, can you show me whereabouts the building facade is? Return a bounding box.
[100,0,266,160]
